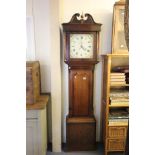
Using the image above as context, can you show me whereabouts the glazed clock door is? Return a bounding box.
[69,69,93,117]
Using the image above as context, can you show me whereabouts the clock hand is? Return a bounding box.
[81,45,86,51]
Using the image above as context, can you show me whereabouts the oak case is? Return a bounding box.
[69,69,93,117]
[62,13,101,65]
[62,13,102,151]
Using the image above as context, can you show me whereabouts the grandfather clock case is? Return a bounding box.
[62,13,102,151]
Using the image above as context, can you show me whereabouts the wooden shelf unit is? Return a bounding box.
[101,54,129,155]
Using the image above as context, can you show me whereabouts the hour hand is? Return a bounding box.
[81,45,86,51]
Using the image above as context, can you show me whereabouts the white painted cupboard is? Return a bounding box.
[26,108,47,155]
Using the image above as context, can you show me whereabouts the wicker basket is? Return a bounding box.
[108,126,127,138]
[107,138,125,151]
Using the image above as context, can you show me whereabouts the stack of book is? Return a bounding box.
[108,109,129,125]
[110,89,129,106]
[110,72,126,85]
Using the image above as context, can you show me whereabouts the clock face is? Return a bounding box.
[70,34,94,58]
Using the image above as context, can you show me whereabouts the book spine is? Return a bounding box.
[110,99,129,102]
[110,82,126,85]
[110,75,125,77]
[111,73,125,76]
[108,121,128,126]
[110,79,126,82]
[109,119,129,122]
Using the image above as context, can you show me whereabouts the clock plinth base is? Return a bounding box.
[66,116,96,151]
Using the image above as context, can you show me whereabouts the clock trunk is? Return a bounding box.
[69,69,93,117]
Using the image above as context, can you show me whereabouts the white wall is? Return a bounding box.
[26,0,52,143]
[26,0,36,60]
[26,0,51,92]
[27,0,118,150]
[61,0,117,142]
[26,0,62,152]
[33,0,52,93]
[61,0,116,53]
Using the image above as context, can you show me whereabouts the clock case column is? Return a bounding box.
[62,13,102,151]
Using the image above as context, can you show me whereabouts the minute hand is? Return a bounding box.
[81,45,86,51]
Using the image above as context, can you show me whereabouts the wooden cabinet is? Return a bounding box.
[26,118,39,155]
[101,54,129,155]
[26,108,47,155]
[26,61,49,155]
[26,61,41,104]
[26,95,49,155]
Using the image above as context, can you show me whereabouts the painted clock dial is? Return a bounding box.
[70,34,94,58]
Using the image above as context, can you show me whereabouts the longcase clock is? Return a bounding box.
[62,13,102,151]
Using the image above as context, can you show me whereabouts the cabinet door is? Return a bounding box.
[69,69,93,116]
[26,109,47,155]
[26,119,39,155]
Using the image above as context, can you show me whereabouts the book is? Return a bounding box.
[111,72,125,76]
[110,101,129,104]
[109,118,129,121]
[110,90,129,96]
[110,97,129,101]
[111,100,129,102]
[110,96,129,99]
[108,121,128,126]
[109,103,129,107]
[110,81,126,85]
[109,110,129,119]
[111,74,125,76]
[112,66,129,73]
[108,117,129,126]
[110,78,126,82]
[110,76,126,79]
[110,103,129,107]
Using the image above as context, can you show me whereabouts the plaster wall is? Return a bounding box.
[26,0,117,150]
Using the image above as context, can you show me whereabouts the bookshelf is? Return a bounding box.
[101,54,129,155]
